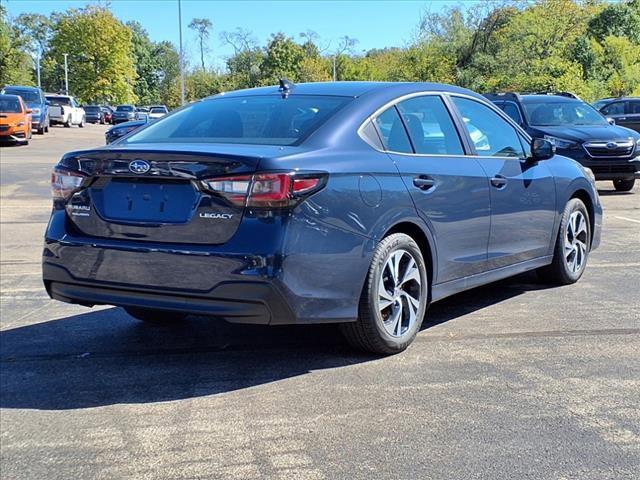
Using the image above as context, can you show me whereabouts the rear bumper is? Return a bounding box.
[44,262,296,325]
[42,209,370,324]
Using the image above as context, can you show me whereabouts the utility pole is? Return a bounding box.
[63,53,69,94]
[332,56,337,82]
[36,54,41,89]
[178,0,185,105]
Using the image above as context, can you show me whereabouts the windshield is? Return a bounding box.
[3,89,39,103]
[124,95,351,146]
[0,97,22,113]
[523,100,607,127]
[116,105,134,112]
[84,106,100,112]
[47,96,71,106]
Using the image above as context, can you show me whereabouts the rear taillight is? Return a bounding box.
[51,168,85,201]
[201,172,326,208]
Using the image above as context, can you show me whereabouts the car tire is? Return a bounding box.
[37,124,45,135]
[124,307,187,324]
[44,118,49,133]
[79,116,85,128]
[537,198,590,285]
[613,178,635,192]
[64,116,71,128]
[340,233,428,355]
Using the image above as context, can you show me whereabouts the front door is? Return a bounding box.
[449,96,557,269]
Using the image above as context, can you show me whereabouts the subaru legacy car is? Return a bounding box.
[43,82,602,354]
[486,92,640,192]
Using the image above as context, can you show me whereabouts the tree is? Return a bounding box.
[153,40,181,108]
[587,0,640,44]
[0,6,33,86]
[45,6,137,104]
[127,21,161,105]
[261,33,305,83]
[188,18,212,70]
[220,28,263,88]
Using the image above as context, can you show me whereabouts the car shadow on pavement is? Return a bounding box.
[0,272,550,410]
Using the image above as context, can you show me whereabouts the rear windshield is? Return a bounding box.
[3,89,40,103]
[124,95,351,146]
[116,105,134,112]
[47,96,71,106]
[150,107,167,113]
[0,97,22,113]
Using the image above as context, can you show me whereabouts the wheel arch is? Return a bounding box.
[570,188,596,246]
[382,221,436,301]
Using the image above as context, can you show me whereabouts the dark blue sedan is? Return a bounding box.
[43,82,602,354]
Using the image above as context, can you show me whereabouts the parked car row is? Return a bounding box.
[1,83,170,146]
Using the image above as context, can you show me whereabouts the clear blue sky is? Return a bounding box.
[4,0,470,69]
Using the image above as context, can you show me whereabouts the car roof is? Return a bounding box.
[3,85,40,91]
[0,93,22,100]
[207,81,483,100]
[520,95,582,103]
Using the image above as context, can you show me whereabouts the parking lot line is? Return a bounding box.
[614,216,640,224]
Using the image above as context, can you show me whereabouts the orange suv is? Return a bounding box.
[0,94,32,145]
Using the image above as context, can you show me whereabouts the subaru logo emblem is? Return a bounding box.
[605,142,617,149]
[129,159,150,174]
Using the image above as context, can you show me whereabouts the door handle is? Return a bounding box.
[490,175,508,188]
[413,176,435,190]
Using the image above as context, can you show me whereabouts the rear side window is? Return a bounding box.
[374,107,412,153]
[125,95,350,146]
[628,100,640,114]
[452,97,525,158]
[396,95,464,155]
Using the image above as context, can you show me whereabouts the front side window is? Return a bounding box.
[396,95,464,155]
[601,102,625,116]
[452,97,525,158]
[125,95,350,146]
[501,102,523,125]
[522,100,608,127]
[373,107,412,153]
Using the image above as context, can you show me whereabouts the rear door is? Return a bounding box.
[374,94,491,284]
[623,100,640,133]
[449,95,556,269]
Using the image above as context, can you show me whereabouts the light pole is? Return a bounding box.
[36,54,41,89]
[178,0,185,105]
[63,53,69,95]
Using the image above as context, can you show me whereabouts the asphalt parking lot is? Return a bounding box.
[1,125,639,480]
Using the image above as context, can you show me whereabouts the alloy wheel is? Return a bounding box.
[377,249,423,337]
[564,211,588,273]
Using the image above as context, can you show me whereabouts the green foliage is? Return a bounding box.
[588,0,640,44]
[0,6,34,86]
[261,33,305,84]
[45,6,136,104]
[4,1,639,106]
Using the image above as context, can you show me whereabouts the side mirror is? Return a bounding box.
[606,117,616,125]
[530,138,555,161]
